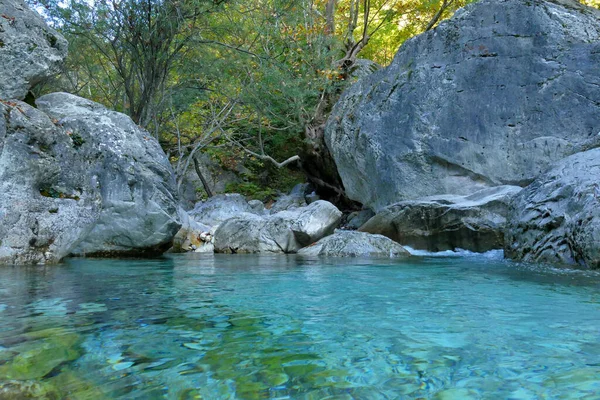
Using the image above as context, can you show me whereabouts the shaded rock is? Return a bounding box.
[214,201,342,254]
[505,149,600,268]
[189,193,261,228]
[0,3,180,263]
[305,191,320,204]
[345,209,375,230]
[0,100,101,264]
[36,92,180,257]
[298,230,410,258]
[325,0,600,210]
[0,0,68,100]
[360,186,522,252]
[248,199,267,215]
[269,183,309,213]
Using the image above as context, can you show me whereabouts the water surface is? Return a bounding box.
[0,254,599,399]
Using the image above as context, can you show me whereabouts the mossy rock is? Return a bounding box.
[234,377,270,400]
[257,370,289,387]
[0,329,83,380]
[165,316,211,331]
[0,380,59,400]
[47,368,105,399]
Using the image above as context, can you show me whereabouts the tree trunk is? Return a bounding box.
[193,155,214,198]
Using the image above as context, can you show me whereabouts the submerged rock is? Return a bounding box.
[214,201,342,254]
[0,0,68,100]
[298,230,410,258]
[360,186,521,252]
[0,327,83,380]
[344,209,375,230]
[325,0,600,210]
[0,380,58,399]
[505,149,600,268]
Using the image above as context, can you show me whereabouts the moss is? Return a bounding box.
[45,34,58,49]
[39,187,80,201]
[71,133,85,149]
[0,328,83,380]
[224,182,277,202]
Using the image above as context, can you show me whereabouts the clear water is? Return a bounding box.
[0,254,599,399]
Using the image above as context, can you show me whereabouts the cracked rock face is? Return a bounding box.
[0,100,101,264]
[0,0,68,100]
[360,185,522,253]
[0,93,181,264]
[325,0,600,211]
[505,148,600,268]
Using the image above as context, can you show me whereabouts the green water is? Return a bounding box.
[0,253,599,399]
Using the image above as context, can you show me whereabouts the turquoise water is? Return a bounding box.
[0,254,599,399]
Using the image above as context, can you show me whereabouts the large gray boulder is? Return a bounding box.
[33,93,180,256]
[325,0,600,211]
[298,230,410,258]
[0,92,179,264]
[0,101,101,264]
[213,212,298,254]
[0,0,68,100]
[214,200,342,254]
[505,149,600,268]
[360,186,522,252]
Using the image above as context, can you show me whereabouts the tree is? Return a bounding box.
[34,0,474,205]
[35,0,226,128]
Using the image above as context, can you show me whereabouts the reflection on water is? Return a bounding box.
[0,254,599,399]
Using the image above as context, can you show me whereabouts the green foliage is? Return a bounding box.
[359,0,475,64]
[583,0,600,7]
[34,0,473,195]
[225,182,277,201]
[70,132,85,148]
